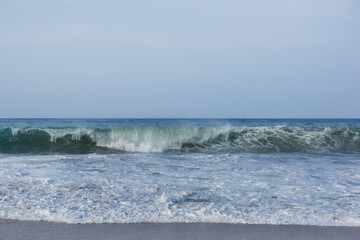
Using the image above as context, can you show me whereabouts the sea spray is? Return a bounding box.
[0,126,359,153]
[1,119,360,226]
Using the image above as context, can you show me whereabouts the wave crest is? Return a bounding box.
[0,126,359,154]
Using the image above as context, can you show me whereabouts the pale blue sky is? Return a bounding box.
[0,0,359,118]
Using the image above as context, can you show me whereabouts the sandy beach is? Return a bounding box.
[1,219,359,240]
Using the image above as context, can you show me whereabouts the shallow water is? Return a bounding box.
[0,119,359,225]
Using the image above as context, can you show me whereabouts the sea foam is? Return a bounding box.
[1,153,360,225]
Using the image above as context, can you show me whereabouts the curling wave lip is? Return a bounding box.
[0,126,359,154]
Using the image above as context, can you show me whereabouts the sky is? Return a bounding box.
[0,0,359,118]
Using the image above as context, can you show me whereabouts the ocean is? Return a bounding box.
[0,118,359,226]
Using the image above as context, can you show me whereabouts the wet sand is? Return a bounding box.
[1,219,359,240]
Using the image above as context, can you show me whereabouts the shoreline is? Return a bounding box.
[1,219,360,240]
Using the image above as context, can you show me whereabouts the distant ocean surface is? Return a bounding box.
[0,119,360,225]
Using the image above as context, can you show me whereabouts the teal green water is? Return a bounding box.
[0,119,359,154]
[0,119,360,225]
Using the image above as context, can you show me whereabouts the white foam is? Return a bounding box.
[96,126,232,152]
[1,153,360,225]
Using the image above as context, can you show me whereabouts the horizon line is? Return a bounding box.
[0,117,359,120]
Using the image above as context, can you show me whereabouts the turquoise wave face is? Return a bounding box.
[0,128,97,154]
[0,126,359,154]
[1,119,360,225]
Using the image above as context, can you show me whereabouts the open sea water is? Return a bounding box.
[0,118,360,225]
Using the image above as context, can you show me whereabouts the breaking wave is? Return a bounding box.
[0,126,359,154]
